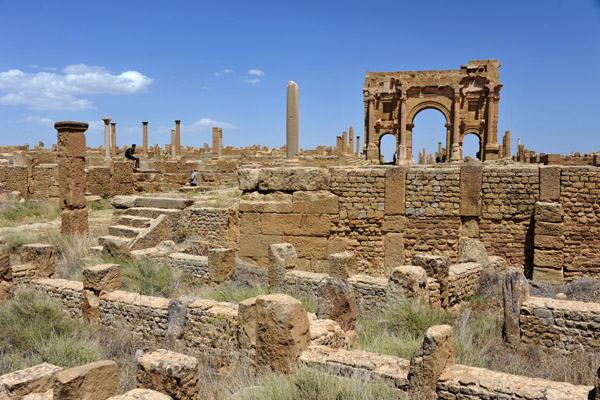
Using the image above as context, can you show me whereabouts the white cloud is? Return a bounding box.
[248,69,264,76]
[25,116,53,127]
[0,64,153,110]
[184,118,236,131]
[214,68,234,76]
[244,78,261,85]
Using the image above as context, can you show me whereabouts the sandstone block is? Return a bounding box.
[22,390,52,400]
[0,245,11,281]
[239,212,261,234]
[61,208,88,235]
[316,277,357,331]
[502,268,529,345]
[257,167,330,191]
[208,248,235,283]
[534,202,564,223]
[460,216,479,238]
[385,167,406,215]
[83,264,122,292]
[237,297,257,350]
[458,239,489,268]
[387,265,428,303]
[539,166,561,201]
[238,168,259,191]
[534,221,563,236]
[108,389,172,400]
[284,236,327,259]
[111,196,137,209]
[20,244,55,278]
[81,289,99,324]
[459,165,482,217]
[381,214,407,233]
[309,318,346,348]
[328,252,357,279]
[326,237,348,256]
[54,360,118,400]
[384,233,404,272]
[292,191,338,214]
[0,363,63,399]
[268,243,298,292]
[0,280,13,301]
[57,131,86,158]
[137,350,199,400]
[166,299,187,342]
[255,294,310,372]
[412,254,449,308]
[58,157,86,209]
[533,249,563,268]
[533,266,564,283]
[407,324,455,400]
[534,234,565,250]
[239,234,282,258]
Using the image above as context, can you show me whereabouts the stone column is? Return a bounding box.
[212,127,222,160]
[503,130,511,159]
[348,126,354,156]
[341,131,348,155]
[286,81,299,159]
[366,98,375,160]
[356,136,360,157]
[170,130,176,159]
[450,92,461,162]
[175,120,181,158]
[142,121,148,155]
[398,95,408,162]
[102,118,111,164]
[502,268,529,345]
[56,121,88,235]
[335,136,342,156]
[110,122,116,156]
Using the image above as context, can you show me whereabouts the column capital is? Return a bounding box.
[110,122,116,126]
[102,118,111,124]
[142,121,148,125]
[175,120,181,124]
[54,121,89,133]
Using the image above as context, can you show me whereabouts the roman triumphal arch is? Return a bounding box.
[363,59,502,163]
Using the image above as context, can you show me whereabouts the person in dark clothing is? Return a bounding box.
[125,144,140,170]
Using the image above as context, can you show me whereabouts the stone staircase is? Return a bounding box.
[97,197,194,250]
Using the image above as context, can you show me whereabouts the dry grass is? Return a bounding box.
[0,201,61,227]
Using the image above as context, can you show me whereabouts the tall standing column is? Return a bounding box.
[142,122,148,155]
[286,81,299,159]
[450,92,461,162]
[171,130,176,159]
[102,118,111,165]
[356,136,360,157]
[341,131,348,155]
[110,122,117,156]
[212,127,222,160]
[175,120,181,158]
[398,95,407,162]
[349,126,354,156]
[503,130,511,159]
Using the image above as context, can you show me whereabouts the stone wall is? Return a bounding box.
[167,253,208,281]
[33,279,83,318]
[238,165,600,281]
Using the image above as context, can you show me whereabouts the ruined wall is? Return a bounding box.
[238,165,600,281]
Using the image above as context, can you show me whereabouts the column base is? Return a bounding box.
[450,144,462,162]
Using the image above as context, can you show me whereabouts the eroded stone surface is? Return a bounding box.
[137,349,199,400]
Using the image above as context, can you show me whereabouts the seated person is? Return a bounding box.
[125,144,140,170]
[189,169,197,186]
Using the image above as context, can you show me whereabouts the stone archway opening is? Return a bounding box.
[378,133,397,164]
[461,132,482,160]
[410,108,448,164]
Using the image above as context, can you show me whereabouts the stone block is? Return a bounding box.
[381,214,407,233]
[239,234,282,258]
[57,131,86,158]
[384,233,404,272]
[412,254,450,308]
[255,294,310,372]
[268,243,297,292]
[20,244,55,278]
[208,248,235,283]
[407,324,455,400]
[83,264,121,292]
[534,202,564,223]
[534,221,563,236]
[239,212,261,234]
[539,166,561,201]
[257,167,330,191]
[81,289,99,324]
[502,268,529,345]
[61,208,88,235]
[459,165,482,217]
[328,252,357,279]
[111,196,137,209]
[292,191,338,214]
[460,216,479,238]
[533,249,563,268]
[316,277,357,331]
[137,349,199,400]
[166,299,187,342]
[0,363,63,399]
[284,236,327,259]
[458,239,489,268]
[0,280,13,301]
[238,168,259,191]
[0,245,11,281]
[534,234,565,250]
[237,297,257,350]
[58,157,86,209]
[533,267,564,283]
[387,265,428,303]
[326,237,347,256]
[385,167,406,215]
[54,360,118,400]
[22,390,52,400]
[107,389,172,400]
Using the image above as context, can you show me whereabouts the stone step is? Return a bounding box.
[98,235,133,248]
[116,215,152,228]
[134,197,194,210]
[125,207,180,219]
[108,225,144,238]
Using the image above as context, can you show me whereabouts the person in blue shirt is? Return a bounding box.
[189,169,197,186]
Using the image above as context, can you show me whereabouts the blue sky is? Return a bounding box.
[0,0,599,160]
